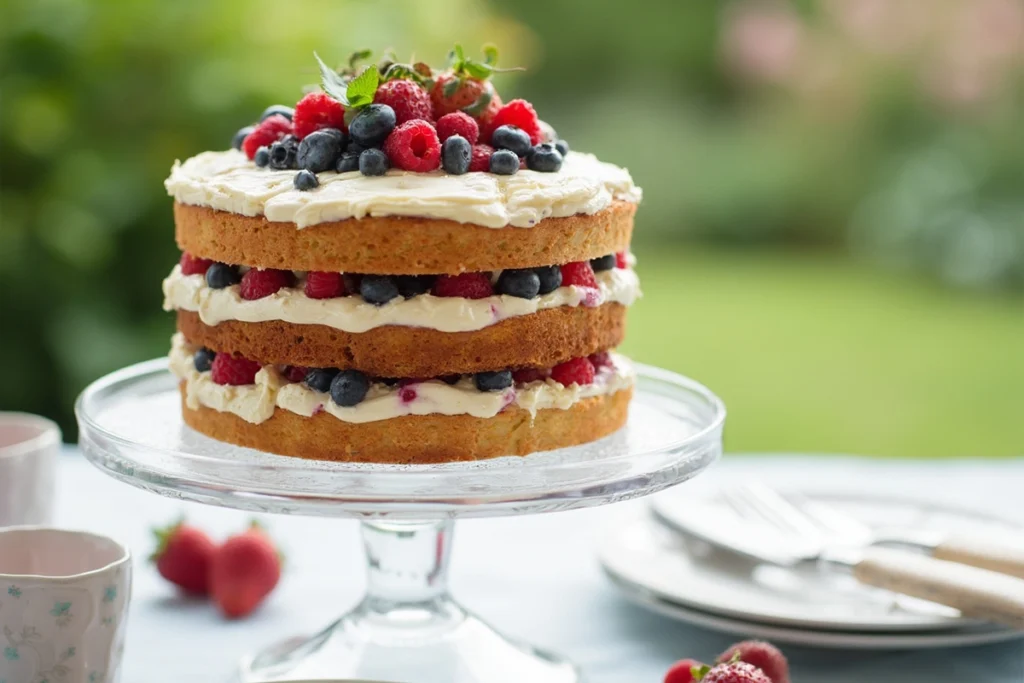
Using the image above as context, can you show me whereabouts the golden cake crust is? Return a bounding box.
[177,303,626,376]
[179,383,632,463]
[173,200,635,274]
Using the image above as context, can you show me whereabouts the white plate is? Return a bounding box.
[600,490,1024,634]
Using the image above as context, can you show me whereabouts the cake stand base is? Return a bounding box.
[238,520,576,683]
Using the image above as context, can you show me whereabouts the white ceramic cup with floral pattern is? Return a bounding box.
[0,528,131,683]
[0,412,61,528]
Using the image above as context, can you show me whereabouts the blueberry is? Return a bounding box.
[590,254,616,272]
[260,104,294,121]
[319,127,347,145]
[347,141,369,155]
[489,149,519,175]
[193,348,216,372]
[359,148,390,176]
[269,137,298,170]
[297,129,343,173]
[555,139,570,157]
[348,104,396,147]
[441,375,461,385]
[304,367,339,393]
[441,135,471,175]
[396,275,436,298]
[527,143,563,173]
[336,152,360,173]
[254,146,271,168]
[474,370,513,392]
[491,125,532,157]
[379,377,400,387]
[232,126,254,151]
[294,169,319,191]
[331,369,370,407]
[496,269,541,299]
[534,265,562,295]
[206,263,240,289]
[359,275,399,305]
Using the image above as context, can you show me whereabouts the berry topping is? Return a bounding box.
[242,114,292,160]
[588,351,613,370]
[436,112,479,144]
[527,142,563,173]
[210,354,261,386]
[232,126,254,152]
[398,385,417,403]
[615,251,629,269]
[432,272,494,299]
[555,139,570,157]
[268,135,299,170]
[590,254,616,272]
[304,367,339,393]
[560,261,598,289]
[664,659,705,683]
[701,662,772,683]
[179,252,213,276]
[534,265,563,294]
[297,129,344,173]
[441,135,472,175]
[384,119,441,172]
[512,367,548,384]
[474,370,513,392]
[488,99,542,145]
[293,169,319,191]
[206,263,240,289]
[491,125,532,157]
[469,144,494,172]
[374,78,434,125]
[304,271,346,299]
[359,148,390,176]
[496,269,541,299]
[431,72,501,119]
[293,91,346,139]
[278,366,304,383]
[359,275,400,305]
[240,268,292,300]
[260,104,294,122]
[716,641,789,683]
[253,146,271,168]
[349,103,397,147]
[441,375,461,385]
[551,357,596,386]
[489,149,519,175]
[193,348,216,373]
[336,152,360,173]
[396,275,435,298]
[331,369,370,407]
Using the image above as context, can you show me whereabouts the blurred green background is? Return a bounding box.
[1,0,1021,456]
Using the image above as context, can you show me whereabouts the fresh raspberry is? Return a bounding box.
[242,114,292,160]
[484,99,541,145]
[560,261,598,288]
[284,365,307,382]
[179,252,213,276]
[240,268,292,300]
[469,144,494,172]
[664,659,705,683]
[436,112,479,144]
[550,357,595,386]
[588,351,613,370]
[374,79,434,125]
[304,271,346,299]
[701,662,772,683]
[615,251,629,269]
[432,272,494,299]
[717,642,789,683]
[293,92,346,139]
[512,368,548,384]
[210,354,261,386]
[383,119,441,172]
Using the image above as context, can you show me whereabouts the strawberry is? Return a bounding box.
[701,662,772,683]
[716,642,789,683]
[430,44,510,128]
[209,522,282,619]
[664,659,706,683]
[150,519,217,596]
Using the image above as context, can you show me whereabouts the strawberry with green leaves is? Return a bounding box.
[430,44,513,129]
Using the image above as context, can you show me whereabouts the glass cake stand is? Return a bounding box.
[75,358,725,683]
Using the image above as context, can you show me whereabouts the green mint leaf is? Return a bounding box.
[315,52,350,104]
[462,61,492,80]
[482,44,499,65]
[348,49,373,70]
[692,664,711,681]
[346,65,380,109]
[461,89,492,116]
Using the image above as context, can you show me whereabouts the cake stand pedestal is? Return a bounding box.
[76,359,725,683]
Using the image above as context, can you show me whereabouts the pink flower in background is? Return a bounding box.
[825,0,930,56]
[720,1,804,84]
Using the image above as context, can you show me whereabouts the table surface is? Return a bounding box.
[55,450,1024,683]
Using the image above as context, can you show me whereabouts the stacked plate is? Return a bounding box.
[600,491,1024,648]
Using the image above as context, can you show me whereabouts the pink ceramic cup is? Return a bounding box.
[0,412,61,527]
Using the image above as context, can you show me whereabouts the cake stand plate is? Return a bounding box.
[76,359,725,683]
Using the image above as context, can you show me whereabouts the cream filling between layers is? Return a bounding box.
[165,149,642,229]
[169,333,634,425]
[163,266,640,333]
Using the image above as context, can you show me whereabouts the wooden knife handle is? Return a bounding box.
[853,547,1024,629]
[933,534,1024,580]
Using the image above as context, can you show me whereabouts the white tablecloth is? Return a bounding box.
[56,451,1024,682]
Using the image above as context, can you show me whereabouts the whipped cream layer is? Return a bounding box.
[169,333,634,425]
[163,265,640,333]
[165,149,642,229]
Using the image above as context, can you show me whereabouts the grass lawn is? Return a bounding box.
[621,245,1024,457]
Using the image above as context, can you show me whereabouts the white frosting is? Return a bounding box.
[169,333,634,425]
[162,265,640,333]
[165,149,642,229]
